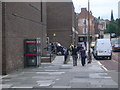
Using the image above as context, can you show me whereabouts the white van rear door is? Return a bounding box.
[97,42,112,56]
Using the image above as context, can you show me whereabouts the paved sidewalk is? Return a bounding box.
[1,56,118,89]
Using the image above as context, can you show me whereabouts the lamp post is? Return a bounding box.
[87,0,92,63]
[84,17,87,50]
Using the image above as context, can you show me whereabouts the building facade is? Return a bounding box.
[77,8,96,43]
[2,2,47,75]
[0,2,2,75]
[46,2,78,48]
[118,1,120,18]
[98,19,109,38]
[94,17,99,35]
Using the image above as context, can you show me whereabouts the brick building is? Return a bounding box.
[46,2,78,48]
[94,17,99,35]
[118,1,120,19]
[2,2,47,75]
[98,19,109,38]
[0,2,2,75]
[77,8,96,42]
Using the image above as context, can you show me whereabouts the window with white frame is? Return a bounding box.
[85,28,88,33]
[83,28,88,34]
[83,28,85,34]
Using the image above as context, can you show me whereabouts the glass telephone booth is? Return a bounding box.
[24,38,41,67]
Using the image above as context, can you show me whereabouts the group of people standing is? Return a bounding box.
[49,42,67,55]
[69,44,87,66]
[48,42,90,66]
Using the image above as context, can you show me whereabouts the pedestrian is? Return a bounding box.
[80,47,87,66]
[69,44,74,52]
[63,47,69,64]
[77,44,82,59]
[71,46,78,66]
[88,52,92,64]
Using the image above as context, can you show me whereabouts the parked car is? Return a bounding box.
[111,33,117,38]
[93,39,112,60]
[112,44,120,52]
[90,42,95,49]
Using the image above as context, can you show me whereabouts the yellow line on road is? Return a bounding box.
[97,61,102,66]
[102,66,108,71]
[97,61,108,71]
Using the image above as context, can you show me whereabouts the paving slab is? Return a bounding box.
[70,78,90,83]
[101,85,118,88]
[2,84,13,88]
[1,56,118,89]
[52,86,71,88]
[11,86,33,88]
[70,82,90,88]
[100,79,118,85]
[32,76,57,80]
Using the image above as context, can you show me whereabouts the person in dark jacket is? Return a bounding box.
[77,44,82,59]
[63,47,69,64]
[80,47,87,66]
[71,46,78,66]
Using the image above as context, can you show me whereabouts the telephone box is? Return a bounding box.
[24,38,41,67]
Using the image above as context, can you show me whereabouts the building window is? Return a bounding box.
[83,28,88,34]
[83,19,85,24]
[81,19,88,26]
[83,28,85,34]
[85,28,88,34]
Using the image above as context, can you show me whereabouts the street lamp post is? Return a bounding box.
[87,0,92,63]
[84,17,87,50]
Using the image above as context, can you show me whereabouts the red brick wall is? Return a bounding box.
[77,8,95,36]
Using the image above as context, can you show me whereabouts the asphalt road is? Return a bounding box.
[99,52,120,72]
[94,35,120,84]
[95,51,119,84]
[99,35,120,72]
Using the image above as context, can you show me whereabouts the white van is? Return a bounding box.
[93,39,112,60]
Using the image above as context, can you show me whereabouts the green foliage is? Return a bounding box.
[104,18,120,37]
[104,24,109,34]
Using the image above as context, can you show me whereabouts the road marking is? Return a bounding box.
[101,66,108,71]
[97,61,102,66]
[56,78,60,80]
[97,61,108,71]
[2,75,8,78]
[112,59,120,64]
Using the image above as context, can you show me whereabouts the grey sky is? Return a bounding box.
[72,0,119,20]
[1,0,119,20]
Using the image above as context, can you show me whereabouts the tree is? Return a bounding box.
[115,19,120,36]
[104,18,120,37]
[104,23,109,33]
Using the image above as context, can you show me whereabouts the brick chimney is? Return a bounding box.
[81,8,87,12]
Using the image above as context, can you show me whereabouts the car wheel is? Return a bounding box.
[108,56,111,60]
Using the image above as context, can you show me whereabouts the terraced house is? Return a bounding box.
[77,8,96,43]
